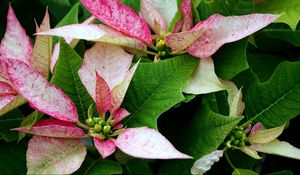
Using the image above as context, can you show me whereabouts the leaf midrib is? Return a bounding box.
[252,83,300,121]
[128,61,191,126]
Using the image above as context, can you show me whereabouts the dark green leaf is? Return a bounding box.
[51,40,93,122]
[121,0,140,13]
[261,24,300,46]
[0,140,27,175]
[214,39,249,80]
[124,55,198,128]
[123,159,153,175]
[247,52,285,82]
[267,170,294,175]
[158,104,242,175]
[232,168,258,175]
[39,0,72,21]
[56,2,79,27]
[0,109,24,142]
[245,61,300,128]
[84,160,122,175]
[197,0,254,20]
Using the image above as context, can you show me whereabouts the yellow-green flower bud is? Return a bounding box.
[86,118,95,127]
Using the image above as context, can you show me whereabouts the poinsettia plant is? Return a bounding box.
[0,0,300,174]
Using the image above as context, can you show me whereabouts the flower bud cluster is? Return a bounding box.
[86,116,115,139]
[226,126,250,149]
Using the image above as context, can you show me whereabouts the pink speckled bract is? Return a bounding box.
[78,43,133,101]
[27,136,86,174]
[0,81,17,95]
[0,5,32,64]
[180,0,193,31]
[187,14,279,58]
[6,59,78,122]
[95,72,112,116]
[14,119,86,138]
[140,0,167,32]
[80,0,152,44]
[93,137,116,158]
[113,108,130,126]
[116,127,192,159]
[110,62,139,112]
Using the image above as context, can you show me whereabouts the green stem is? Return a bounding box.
[148,45,157,51]
[76,121,89,130]
[170,50,187,56]
[225,151,236,170]
[144,50,157,55]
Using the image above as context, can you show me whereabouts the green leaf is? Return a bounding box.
[203,91,229,116]
[158,104,242,175]
[124,159,153,175]
[124,55,198,128]
[56,2,79,27]
[179,105,243,158]
[197,0,254,20]
[84,160,122,175]
[255,0,300,31]
[214,39,249,80]
[39,0,72,21]
[51,40,93,121]
[121,0,141,13]
[247,52,285,82]
[267,170,294,175]
[232,168,258,175]
[261,24,300,46]
[245,61,300,128]
[0,109,24,142]
[0,140,27,174]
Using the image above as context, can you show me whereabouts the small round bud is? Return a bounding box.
[234,130,244,139]
[103,125,112,134]
[86,118,96,127]
[94,124,102,132]
[93,117,101,123]
[159,51,167,57]
[232,139,240,146]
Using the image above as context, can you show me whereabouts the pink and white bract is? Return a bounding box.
[37,0,279,60]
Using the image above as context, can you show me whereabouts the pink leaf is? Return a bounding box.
[113,124,123,130]
[180,0,193,31]
[96,72,112,116]
[165,27,206,53]
[116,127,192,159]
[140,0,167,33]
[27,136,86,174]
[29,9,52,78]
[93,137,116,158]
[172,18,183,33]
[0,4,32,64]
[78,43,133,101]
[187,14,279,58]
[113,108,130,126]
[250,123,264,136]
[0,58,9,80]
[13,119,86,138]
[80,0,152,44]
[6,59,78,122]
[0,81,17,96]
[110,62,139,112]
[37,24,106,41]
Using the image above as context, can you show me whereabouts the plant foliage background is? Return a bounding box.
[0,0,300,174]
